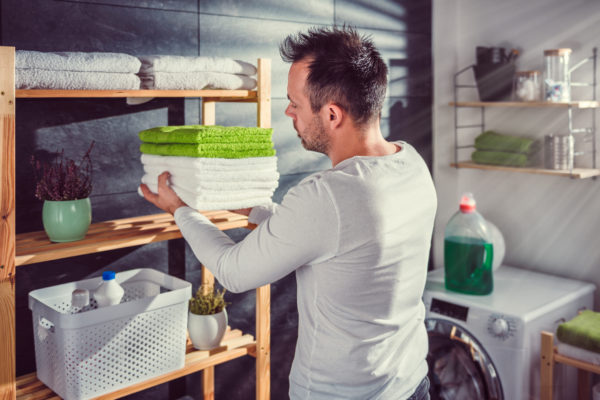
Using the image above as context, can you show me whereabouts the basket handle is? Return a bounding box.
[37,317,55,341]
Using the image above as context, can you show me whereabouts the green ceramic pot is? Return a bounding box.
[42,198,92,243]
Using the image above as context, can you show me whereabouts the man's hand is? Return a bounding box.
[140,171,188,215]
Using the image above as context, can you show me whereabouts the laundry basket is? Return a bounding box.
[28,268,192,400]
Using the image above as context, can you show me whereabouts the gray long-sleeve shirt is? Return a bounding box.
[174,141,437,399]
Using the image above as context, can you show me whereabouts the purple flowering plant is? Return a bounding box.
[30,141,95,201]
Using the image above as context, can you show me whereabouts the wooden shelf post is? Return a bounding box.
[256,57,271,400]
[0,45,16,400]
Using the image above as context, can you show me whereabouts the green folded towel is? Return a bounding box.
[140,142,276,158]
[471,150,529,167]
[475,130,539,154]
[139,125,273,144]
[557,310,600,353]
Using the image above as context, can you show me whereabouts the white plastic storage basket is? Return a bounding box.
[28,268,192,400]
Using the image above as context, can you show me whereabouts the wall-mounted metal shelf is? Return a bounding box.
[450,48,598,179]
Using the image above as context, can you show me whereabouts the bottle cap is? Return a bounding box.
[459,193,476,213]
[102,271,116,281]
[71,289,90,308]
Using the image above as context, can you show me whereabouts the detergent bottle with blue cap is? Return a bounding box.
[444,192,494,295]
[93,271,125,307]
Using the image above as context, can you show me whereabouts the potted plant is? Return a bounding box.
[30,142,95,242]
[188,284,229,350]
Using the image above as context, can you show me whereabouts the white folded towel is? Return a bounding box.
[142,172,278,191]
[140,72,256,90]
[138,55,256,76]
[142,164,280,183]
[16,50,141,73]
[16,69,141,90]
[141,174,275,197]
[141,154,278,171]
[138,184,272,211]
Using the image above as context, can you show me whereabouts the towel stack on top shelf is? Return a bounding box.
[138,55,257,90]
[555,310,600,365]
[471,130,541,167]
[15,50,141,90]
[138,125,279,210]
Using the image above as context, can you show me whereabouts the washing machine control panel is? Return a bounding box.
[429,298,469,321]
[487,314,517,340]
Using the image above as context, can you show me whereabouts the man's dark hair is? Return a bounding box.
[279,26,388,126]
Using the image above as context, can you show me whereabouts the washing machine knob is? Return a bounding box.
[490,318,509,336]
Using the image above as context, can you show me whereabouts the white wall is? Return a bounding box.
[432,0,600,306]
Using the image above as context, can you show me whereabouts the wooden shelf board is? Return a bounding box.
[451,161,600,179]
[16,89,257,99]
[16,211,251,266]
[16,328,256,400]
[449,100,600,109]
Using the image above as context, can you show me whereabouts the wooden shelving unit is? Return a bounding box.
[541,331,600,400]
[0,46,271,400]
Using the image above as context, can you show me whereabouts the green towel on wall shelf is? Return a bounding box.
[557,310,600,353]
[471,150,529,167]
[140,142,276,158]
[139,125,273,144]
[475,130,539,154]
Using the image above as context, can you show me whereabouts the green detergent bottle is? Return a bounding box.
[444,193,494,295]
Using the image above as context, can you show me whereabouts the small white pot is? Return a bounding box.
[187,309,228,350]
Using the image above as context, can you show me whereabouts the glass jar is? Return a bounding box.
[514,70,542,101]
[544,48,572,102]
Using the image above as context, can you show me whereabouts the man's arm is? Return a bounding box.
[140,170,336,293]
[174,178,337,292]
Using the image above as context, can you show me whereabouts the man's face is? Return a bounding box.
[284,60,330,154]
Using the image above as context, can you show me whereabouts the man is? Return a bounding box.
[141,26,436,400]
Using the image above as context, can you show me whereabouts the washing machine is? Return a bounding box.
[423,265,595,400]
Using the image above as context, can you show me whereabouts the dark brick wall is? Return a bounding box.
[1,1,431,398]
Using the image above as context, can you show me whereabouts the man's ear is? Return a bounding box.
[326,103,344,129]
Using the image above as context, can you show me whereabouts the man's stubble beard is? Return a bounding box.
[298,115,330,155]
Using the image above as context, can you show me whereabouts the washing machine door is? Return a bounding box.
[426,318,503,400]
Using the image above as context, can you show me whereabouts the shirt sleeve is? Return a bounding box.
[173,177,339,293]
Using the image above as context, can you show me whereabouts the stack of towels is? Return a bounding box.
[137,55,257,90]
[16,50,141,90]
[556,310,600,365]
[471,130,540,167]
[138,125,279,210]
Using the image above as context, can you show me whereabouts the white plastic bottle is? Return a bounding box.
[70,288,90,313]
[93,271,125,307]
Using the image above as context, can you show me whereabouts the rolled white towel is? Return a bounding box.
[142,164,280,182]
[140,71,256,90]
[138,55,256,76]
[141,154,278,171]
[16,50,141,73]
[138,184,273,211]
[16,69,140,90]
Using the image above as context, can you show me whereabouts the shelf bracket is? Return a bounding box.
[453,65,484,166]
